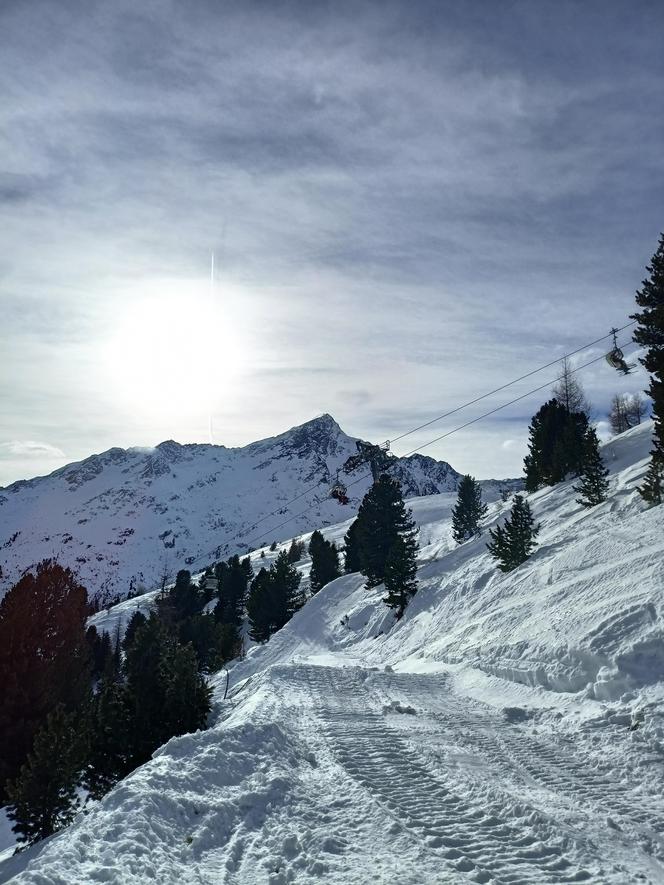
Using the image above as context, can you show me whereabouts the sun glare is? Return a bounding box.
[104,279,246,427]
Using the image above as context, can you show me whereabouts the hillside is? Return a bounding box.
[0,415,514,604]
[2,422,663,884]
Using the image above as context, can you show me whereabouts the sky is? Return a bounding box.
[1,0,662,485]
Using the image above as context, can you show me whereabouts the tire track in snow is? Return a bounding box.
[300,666,594,885]
[376,670,664,844]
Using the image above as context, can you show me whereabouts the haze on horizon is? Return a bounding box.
[1,0,662,487]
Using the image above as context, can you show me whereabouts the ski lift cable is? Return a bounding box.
[225,320,637,549]
[389,320,637,444]
[240,338,635,549]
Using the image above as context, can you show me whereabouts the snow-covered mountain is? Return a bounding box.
[0,415,517,603]
[3,421,663,883]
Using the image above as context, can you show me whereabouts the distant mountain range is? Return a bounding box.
[0,415,519,603]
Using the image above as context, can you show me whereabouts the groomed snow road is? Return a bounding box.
[5,664,663,884]
[213,662,663,885]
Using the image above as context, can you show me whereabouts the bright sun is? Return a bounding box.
[104,278,245,426]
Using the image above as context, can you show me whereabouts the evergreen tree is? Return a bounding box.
[287,539,303,562]
[355,475,418,588]
[310,537,341,593]
[523,399,588,491]
[86,626,114,682]
[272,549,304,621]
[122,610,147,651]
[574,427,610,507]
[241,556,254,581]
[7,706,84,845]
[0,561,90,803]
[343,520,363,573]
[168,569,202,622]
[246,553,303,641]
[383,534,418,619]
[487,495,540,572]
[124,614,211,767]
[247,568,273,643]
[161,643,212,738]
[83,678,132,801]
[214,555,247,628]
[179,613,230,672]
[631,232,664,505]
[451,475,488,543]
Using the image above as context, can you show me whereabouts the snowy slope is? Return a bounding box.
[4,422,664,884]
[0,415,508,604]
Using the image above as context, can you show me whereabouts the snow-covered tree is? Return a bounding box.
[451,475,488,543]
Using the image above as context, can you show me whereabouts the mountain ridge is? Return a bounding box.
[0,415,519,603]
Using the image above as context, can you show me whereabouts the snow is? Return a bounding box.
[3,421,664,883]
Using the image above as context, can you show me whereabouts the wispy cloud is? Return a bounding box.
[0,441,66,459]
[0,0,661,482]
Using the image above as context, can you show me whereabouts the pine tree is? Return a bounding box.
[524,399,588,491]
[7,706,84,845]
[83,678,132,801]
[179,613,231,672]
[383,534,418,619]
[487,495,540,572]
[169,569,202,621]
[0,561,90,803]
[287,539,303,563]
[247,568,274,643]
[272,550,304,622]
[343,520,363,573]
[574,427,610,507]
[161,643,212,738]
[310,536,341,593]
[308,530,325,561]
[451,475,488,543]
[124,615,211,767]
[631,232,664,505]
[354,475,418,588]
[122,610,147,651]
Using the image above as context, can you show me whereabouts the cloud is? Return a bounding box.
[0,0,661,482]
[0,441,66,459]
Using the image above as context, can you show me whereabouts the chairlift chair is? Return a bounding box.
[605,328,635,375]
